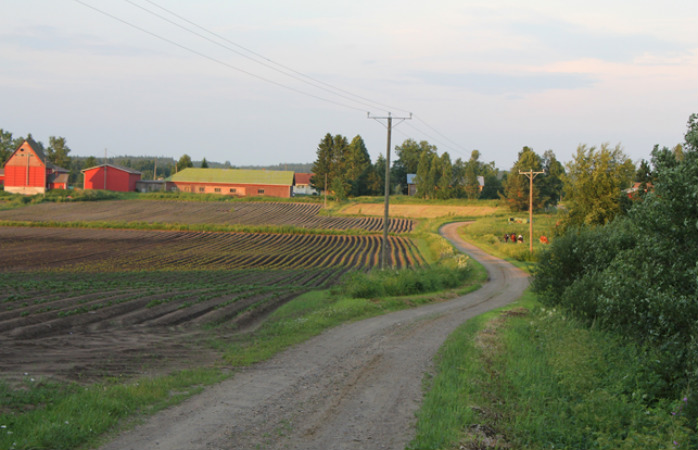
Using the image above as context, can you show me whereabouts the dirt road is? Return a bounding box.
[98,222,529,450]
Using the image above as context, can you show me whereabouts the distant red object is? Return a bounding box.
[3,138,69,195]
[82,164,141,192]
[540,235,549,244]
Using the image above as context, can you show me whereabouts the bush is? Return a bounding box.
[338,256,471,299]
[533,115,698,436]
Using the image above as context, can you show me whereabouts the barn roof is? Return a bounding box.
[81,164,142,175]
[170,168,294,186]
[9,138,69,173]
[294,173,313,185]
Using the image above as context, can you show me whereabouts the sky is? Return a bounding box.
[1,0,696,170]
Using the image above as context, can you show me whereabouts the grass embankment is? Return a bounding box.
[0,227,485,450]
[410,290,694,450]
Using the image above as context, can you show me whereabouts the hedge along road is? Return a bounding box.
[99,222,529,450]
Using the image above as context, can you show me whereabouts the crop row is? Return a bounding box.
[0,225,424,340]
[0,227,423,272]
[0,200,415,233]
[0,267,343,339]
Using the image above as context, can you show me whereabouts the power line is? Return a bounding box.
[137,0,411,115]
[73,0,470,157]
[121,0,404,114]
[72,0,369,113]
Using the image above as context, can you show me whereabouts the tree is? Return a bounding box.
[436,152,453,199]
[366,154,386,195]
[414,150,434,198]
[176,154,194,172]
[539,150,565,206]
[392,139,437,193]
[345,135,371,196]
[311,133,334,192]
[201,158,209,168]
[501,147,544,211]
[480,162,503,200]
[464,150,482,200]
[0,129,15,165]
[562,143,635,227]
[47,136,71,169]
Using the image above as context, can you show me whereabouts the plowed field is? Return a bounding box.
[0,200,415,233]
[0,222,424,383]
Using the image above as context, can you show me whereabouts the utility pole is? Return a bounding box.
[368,112,412,269]
[519,169,545,253]
[104,148,108,190]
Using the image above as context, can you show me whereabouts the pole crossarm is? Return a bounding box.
[519,170,545,253]
[368,111,412,269]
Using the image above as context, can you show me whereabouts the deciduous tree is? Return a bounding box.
[47,136,71,169]
[176,154,194,172]
[502,147,544,211]
[563,143,635,227]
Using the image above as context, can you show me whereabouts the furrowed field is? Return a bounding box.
[0,200,423,384]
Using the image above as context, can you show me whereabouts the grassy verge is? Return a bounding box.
[0,257,486,450]
[410,290,695,450]
[219,257,487,366]
[455,213,561,271]
[0,368,226,450]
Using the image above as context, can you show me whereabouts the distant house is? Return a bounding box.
[0,169,4,187]
[293,173,317,196]
[168,168,294,198]
[406,174,417,196]
[82,164,142,192]
[3,138,69,195]
[625,182,654,199]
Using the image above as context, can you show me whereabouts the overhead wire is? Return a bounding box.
[73,0,369,113]
[136,0,411,116]
[73,0,468,157]
[121,0,404,115]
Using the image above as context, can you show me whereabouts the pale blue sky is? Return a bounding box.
[1,0,696,169]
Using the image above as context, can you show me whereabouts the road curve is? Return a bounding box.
[98,222,529,450]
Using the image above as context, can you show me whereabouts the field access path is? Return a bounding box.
[99,222,529,450]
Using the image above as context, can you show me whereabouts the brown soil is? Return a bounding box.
[97,223,529,450]
[0,200,415,232]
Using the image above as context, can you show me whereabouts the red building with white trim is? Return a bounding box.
[82,164,142,192]
[3,139,69,195]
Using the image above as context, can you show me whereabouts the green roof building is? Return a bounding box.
[167,168,295,198]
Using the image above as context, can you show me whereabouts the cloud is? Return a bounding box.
[0,26,157,57]
[509,20,685,63]
[409,71,596,95]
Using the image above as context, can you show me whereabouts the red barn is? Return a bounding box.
[82,164,142,192]
[3,138,69,195]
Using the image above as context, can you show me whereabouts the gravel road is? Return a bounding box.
[98,222,529,450]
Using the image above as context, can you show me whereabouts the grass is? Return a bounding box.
[0,257,486,449]
[455,212,562,270]
[0,369,226,450]
[410,289,695,450]
[219,256,487,367]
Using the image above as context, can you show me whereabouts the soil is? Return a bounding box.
[97,222,529,450]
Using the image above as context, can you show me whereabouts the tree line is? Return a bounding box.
[533,114,698,417]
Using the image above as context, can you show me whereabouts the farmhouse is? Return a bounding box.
[82,164,142,192]
[292,173,318,196]
[2,138,69,194]
[168,168,294,198]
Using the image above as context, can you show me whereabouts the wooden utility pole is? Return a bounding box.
[519,169,545,253]
[368,112,412,269]
[104,148,108,190]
